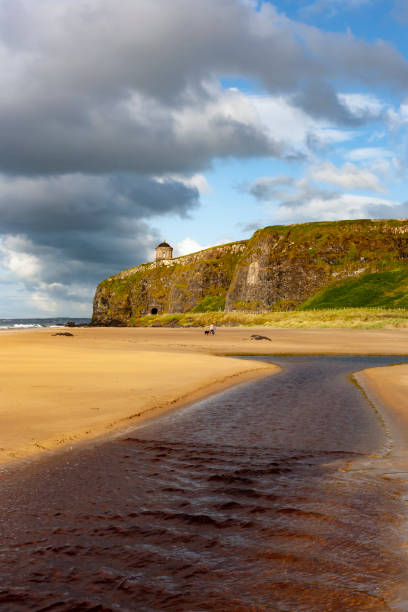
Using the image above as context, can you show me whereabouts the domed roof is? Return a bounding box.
[156,241,172,248]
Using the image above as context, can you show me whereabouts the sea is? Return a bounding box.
[0,317,91,329]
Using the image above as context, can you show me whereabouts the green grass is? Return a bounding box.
[301,269,408,309]
[127,308,408,329]
[191,295,225,312]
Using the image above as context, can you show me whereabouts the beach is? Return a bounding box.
[0,326,407,466]
[1,327,408,609]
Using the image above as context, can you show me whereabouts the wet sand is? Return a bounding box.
[356,364,408,453]
[0,326,407,465]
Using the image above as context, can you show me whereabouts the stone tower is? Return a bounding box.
[155,241,173,262]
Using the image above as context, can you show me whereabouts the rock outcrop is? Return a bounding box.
[92,219,408,324]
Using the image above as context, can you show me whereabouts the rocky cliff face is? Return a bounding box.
[92,219,408,324]
[92,242,246,325]
[226,219,408,310]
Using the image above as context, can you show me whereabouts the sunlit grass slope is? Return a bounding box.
[301,269,408,309]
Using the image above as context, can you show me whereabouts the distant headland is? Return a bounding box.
[92,219,408,326]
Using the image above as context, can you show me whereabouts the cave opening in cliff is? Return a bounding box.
[151,308,158,315]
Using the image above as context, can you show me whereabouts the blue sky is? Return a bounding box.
[0,0,407,316]
[164,0,408,254]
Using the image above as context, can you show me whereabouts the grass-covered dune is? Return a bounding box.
[127,308,408,329]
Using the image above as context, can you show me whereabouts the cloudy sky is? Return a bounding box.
[1,0,408,317]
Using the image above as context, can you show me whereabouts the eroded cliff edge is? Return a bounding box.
[92,219,408,325]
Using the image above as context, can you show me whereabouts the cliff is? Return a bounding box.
[92,219,408,325]
[92,242,246,325]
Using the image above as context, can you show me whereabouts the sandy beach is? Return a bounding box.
[0,325,407,465]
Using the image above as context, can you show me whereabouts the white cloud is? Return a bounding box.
[250,94,316,149]
[0,237,95,315]
[368,157,391,175]
[181,174,212,194]
[307,128,355,148]
[338,93,385,119]
[386,101,408,130]
[310,161,385,192]
[0,235,42,282]
[275,192,397,223]
[346,147,393,161]
[344,148,404,183]
[300,0,373,17]
[30,291,58,314]
[247,173,397,223]
[175,235,234,257]
[250,93,356,153]
[30,284,92,315]
[175,237,209,257]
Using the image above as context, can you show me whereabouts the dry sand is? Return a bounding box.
[1,325,407,465]
[0,327,276,465]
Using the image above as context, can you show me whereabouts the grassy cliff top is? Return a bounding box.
[103,219,408,282]
[258,218,407,234]
[106,239,248,280]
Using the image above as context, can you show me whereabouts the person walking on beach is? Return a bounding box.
[210,323,215,335]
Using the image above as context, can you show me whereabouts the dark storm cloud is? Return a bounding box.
[0,174,198,240]
[292,82,364,126]
[0,96,284,176]
[247,175,345,209]
[2,224,156,289]
[0,173,199,296]
[0,0,406,178]
[246,176,296,201]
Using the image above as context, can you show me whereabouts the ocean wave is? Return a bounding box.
[0,324,45,329]
[0,318,90,330]
[4,323,45,328]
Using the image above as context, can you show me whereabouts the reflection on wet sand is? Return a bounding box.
[0,356,407,611]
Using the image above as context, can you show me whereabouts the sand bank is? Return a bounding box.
[356,364,408,453]
[0,327,277,465]
[1,326,407,465]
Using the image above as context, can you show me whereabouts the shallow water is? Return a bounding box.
[1,356,408,611]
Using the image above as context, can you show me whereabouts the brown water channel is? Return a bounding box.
[1,356,408,611]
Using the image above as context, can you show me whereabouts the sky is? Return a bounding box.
[0,0,408,317]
